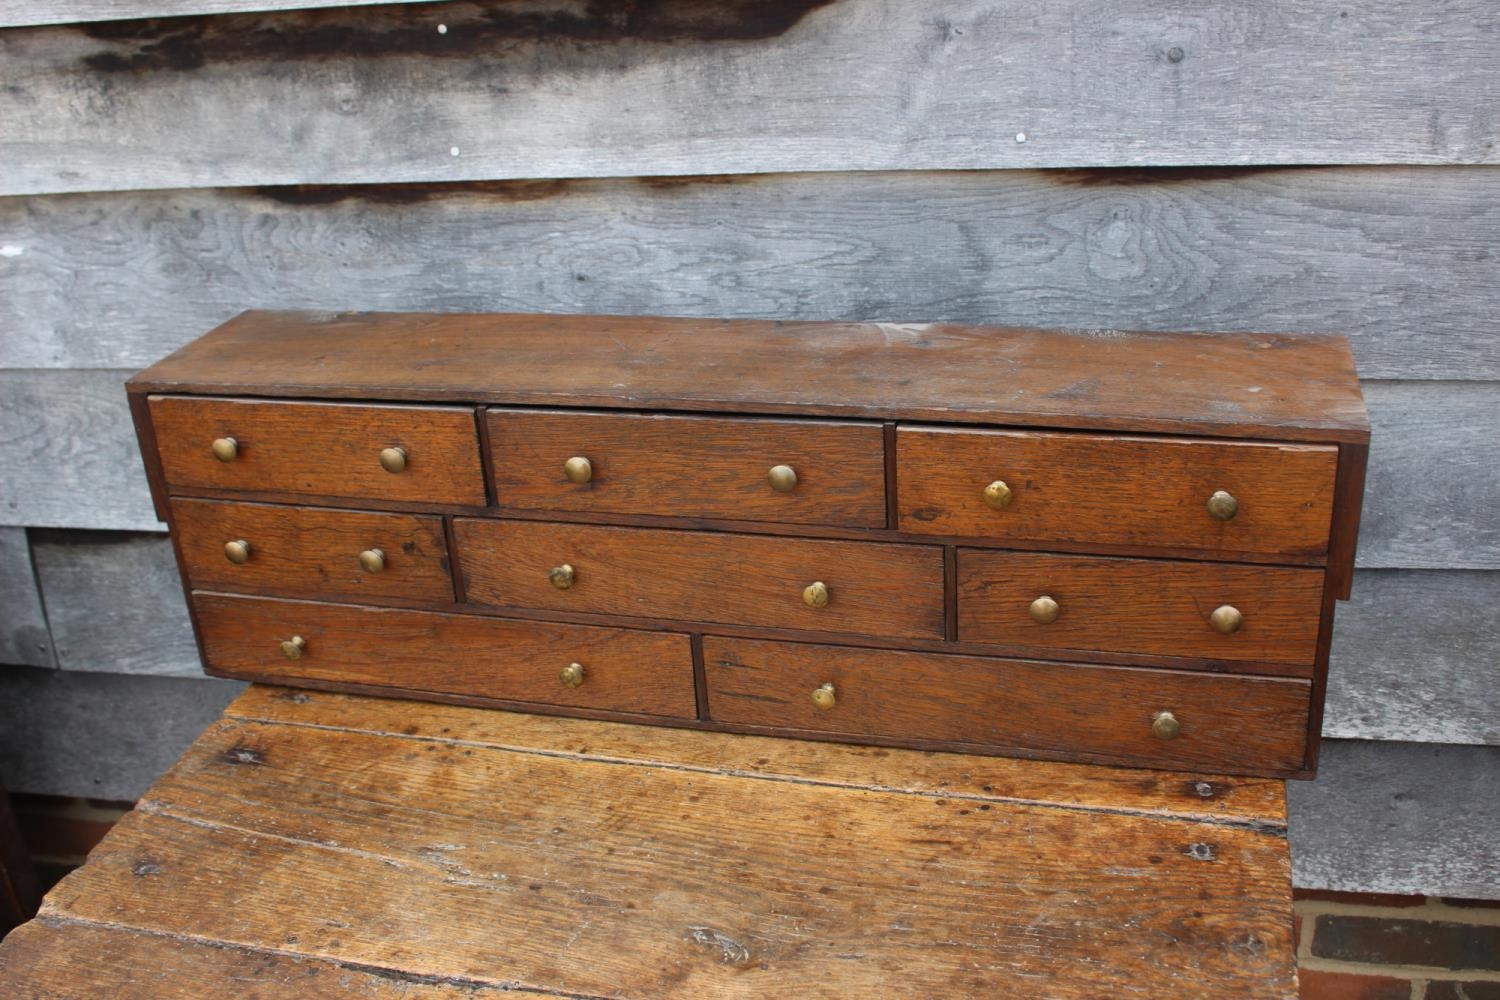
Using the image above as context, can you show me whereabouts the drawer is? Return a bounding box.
[173,499,454,603]
[487,408,887,528]
[455,519,945,640]
[150,396,486,505]
[897,426,1337,558]
[194,593,697,718]
[957,551,1324,671]
[703,637,1311,774]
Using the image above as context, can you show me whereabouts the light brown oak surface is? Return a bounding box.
[0,686,1297,999]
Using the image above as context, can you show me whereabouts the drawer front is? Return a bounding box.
[195,593,697,718]
[897,426,1337,558]
[455,520,945,640]
[151,396,486,505]
[704,637,1311,773]
[488,409,887,528]
[173,499,454,603]
[957,551,1324,671]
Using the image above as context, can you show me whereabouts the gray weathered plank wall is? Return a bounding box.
[0,0,1495,898]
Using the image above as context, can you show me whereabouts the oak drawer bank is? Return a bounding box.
[127,310,1369,778]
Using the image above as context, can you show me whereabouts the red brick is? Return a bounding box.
[1440,897,1500,911]
[1297,969,1412,1000]
[1311,915,1500,972]
[1426,984,1500,1000]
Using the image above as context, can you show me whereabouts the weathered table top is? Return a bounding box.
[0,685,1297,998]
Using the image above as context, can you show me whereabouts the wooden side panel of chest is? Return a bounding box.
[128,311,1369,778]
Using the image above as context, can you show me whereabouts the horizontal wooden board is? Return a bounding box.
[131,312,1369,444]
[0,666,243,799]
[195,593,698,718]
[456,518,946,640]
[33,696,1298,997]
[1325,570,1500,745]
[4,0,1499,197]
[29,529,197,676]
[0,528,53,668]
[956,551,1324,670]
[0,0,439,28]
[488,409,888,528]
[704,637,1312,774]
[1288,740,1500,898]
[0,918,546,999]
[4,170,1499,379]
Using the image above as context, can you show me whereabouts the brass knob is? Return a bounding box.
[549,563,576,590]
[279,635,306,660]
[1209,605,1243,634]
[1152,711,1181,741]
[811,683,836,711]
[564,456,593,484]
[223,539,251,564]
[211,437,238,462]
[1029,595,1060,624]
[1207,490,1239,521]
[802,581,829,608]
[359,548,385,573]
[379,446,408,473]
[560,661,585,688]
[982,480,1013,509]
[767,464,798,493]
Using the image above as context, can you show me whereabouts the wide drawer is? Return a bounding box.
[194,593,697,718]
[897,426,1338,559]
[703,637,1311,774]
[488,408,887,527]
[150,396,486,505]
[455,520,945,640]
[172,499,454,603]
[957,551,1324,671]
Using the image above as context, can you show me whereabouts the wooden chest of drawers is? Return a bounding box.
[128,311,1369,777]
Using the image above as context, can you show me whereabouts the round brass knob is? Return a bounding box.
[811,683,836,711]
[223,539,251,564]
[1029,595,1060,625]
[564,456,593,484]
[549,563,576,590]
[279,635,306,661]
[1209,605,1243,634]
[802,581,829,608]
[379,446,408,473]
[1152,711,1181,740]
[767,464,798,493]
[359,548,385,573]
[560,661,585,688]
[982,480,1013,509]
[211,437,238,463]
[1207,490,1239,521]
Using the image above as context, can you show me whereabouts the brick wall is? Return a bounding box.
[1297,891,1500,999]
[6,795,1500,995]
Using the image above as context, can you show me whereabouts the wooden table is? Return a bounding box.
[0,686,1297,998]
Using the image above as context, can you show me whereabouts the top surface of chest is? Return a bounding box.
[129,311,1369,779]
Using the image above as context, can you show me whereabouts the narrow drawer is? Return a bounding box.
[172,499,454,603]
[487,408,887,527]
[455,520,945,640]
[897,426,1337,559]
[957,551,1324,672]
[194,593,697,718]
[703,637,1311,774]
[150,396,486,505]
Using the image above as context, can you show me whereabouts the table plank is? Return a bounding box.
[3,686,1295,998]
